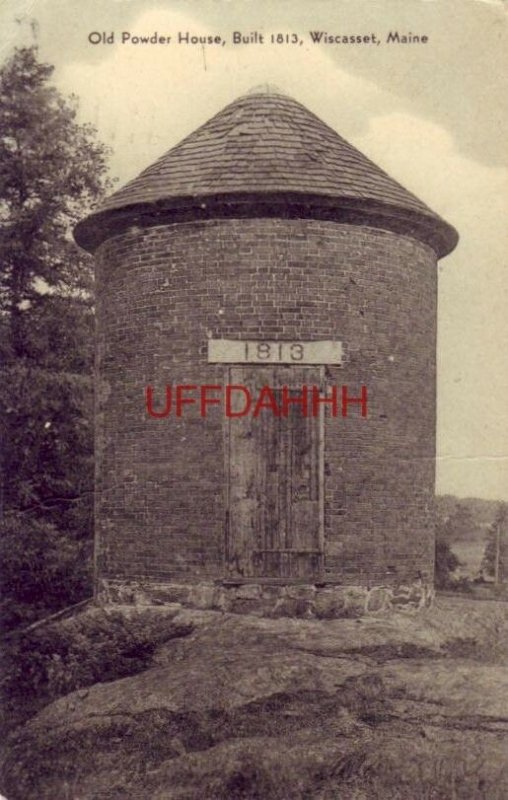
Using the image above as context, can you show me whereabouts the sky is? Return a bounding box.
[1,0,507,500]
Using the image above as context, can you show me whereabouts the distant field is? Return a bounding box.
[453,540,486,577]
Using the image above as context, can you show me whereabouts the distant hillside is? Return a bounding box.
[436,495,501,529]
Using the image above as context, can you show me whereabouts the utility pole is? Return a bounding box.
[494,518,500,586]
[494,504,507,586]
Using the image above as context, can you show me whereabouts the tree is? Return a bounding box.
[0,46,110,352]
[0,45,111,629]
[481,503,508,583]
[435,521,460,589]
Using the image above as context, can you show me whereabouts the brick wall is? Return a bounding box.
[94,218,437,586]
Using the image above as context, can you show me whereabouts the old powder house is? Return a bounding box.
[74,88,458,617]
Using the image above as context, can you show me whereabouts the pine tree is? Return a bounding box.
[0,46,111,629]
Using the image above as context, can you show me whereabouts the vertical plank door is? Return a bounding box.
[226,366,323,580]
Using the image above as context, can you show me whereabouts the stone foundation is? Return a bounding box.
[96,578,434,618]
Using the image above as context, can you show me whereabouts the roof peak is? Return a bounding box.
[244,83,289,97]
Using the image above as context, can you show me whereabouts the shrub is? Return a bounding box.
[0,607,193,731]
[0,513,92,632]
[435,537,460,589]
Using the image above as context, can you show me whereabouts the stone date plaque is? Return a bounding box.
[207,340,343,365]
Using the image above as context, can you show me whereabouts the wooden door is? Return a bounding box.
[225,366,324,580]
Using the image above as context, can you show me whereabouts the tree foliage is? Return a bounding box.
[434,502,469,589]
[0,46,110,347]
[434,523,460,589]
[0,45,111,630]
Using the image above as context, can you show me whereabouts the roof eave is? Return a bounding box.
[74,190,459,259]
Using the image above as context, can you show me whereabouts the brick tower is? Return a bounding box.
[74,88,458,616]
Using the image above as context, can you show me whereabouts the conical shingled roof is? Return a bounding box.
[74,90,458,257]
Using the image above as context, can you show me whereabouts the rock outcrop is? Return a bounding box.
[2,597,508,799]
